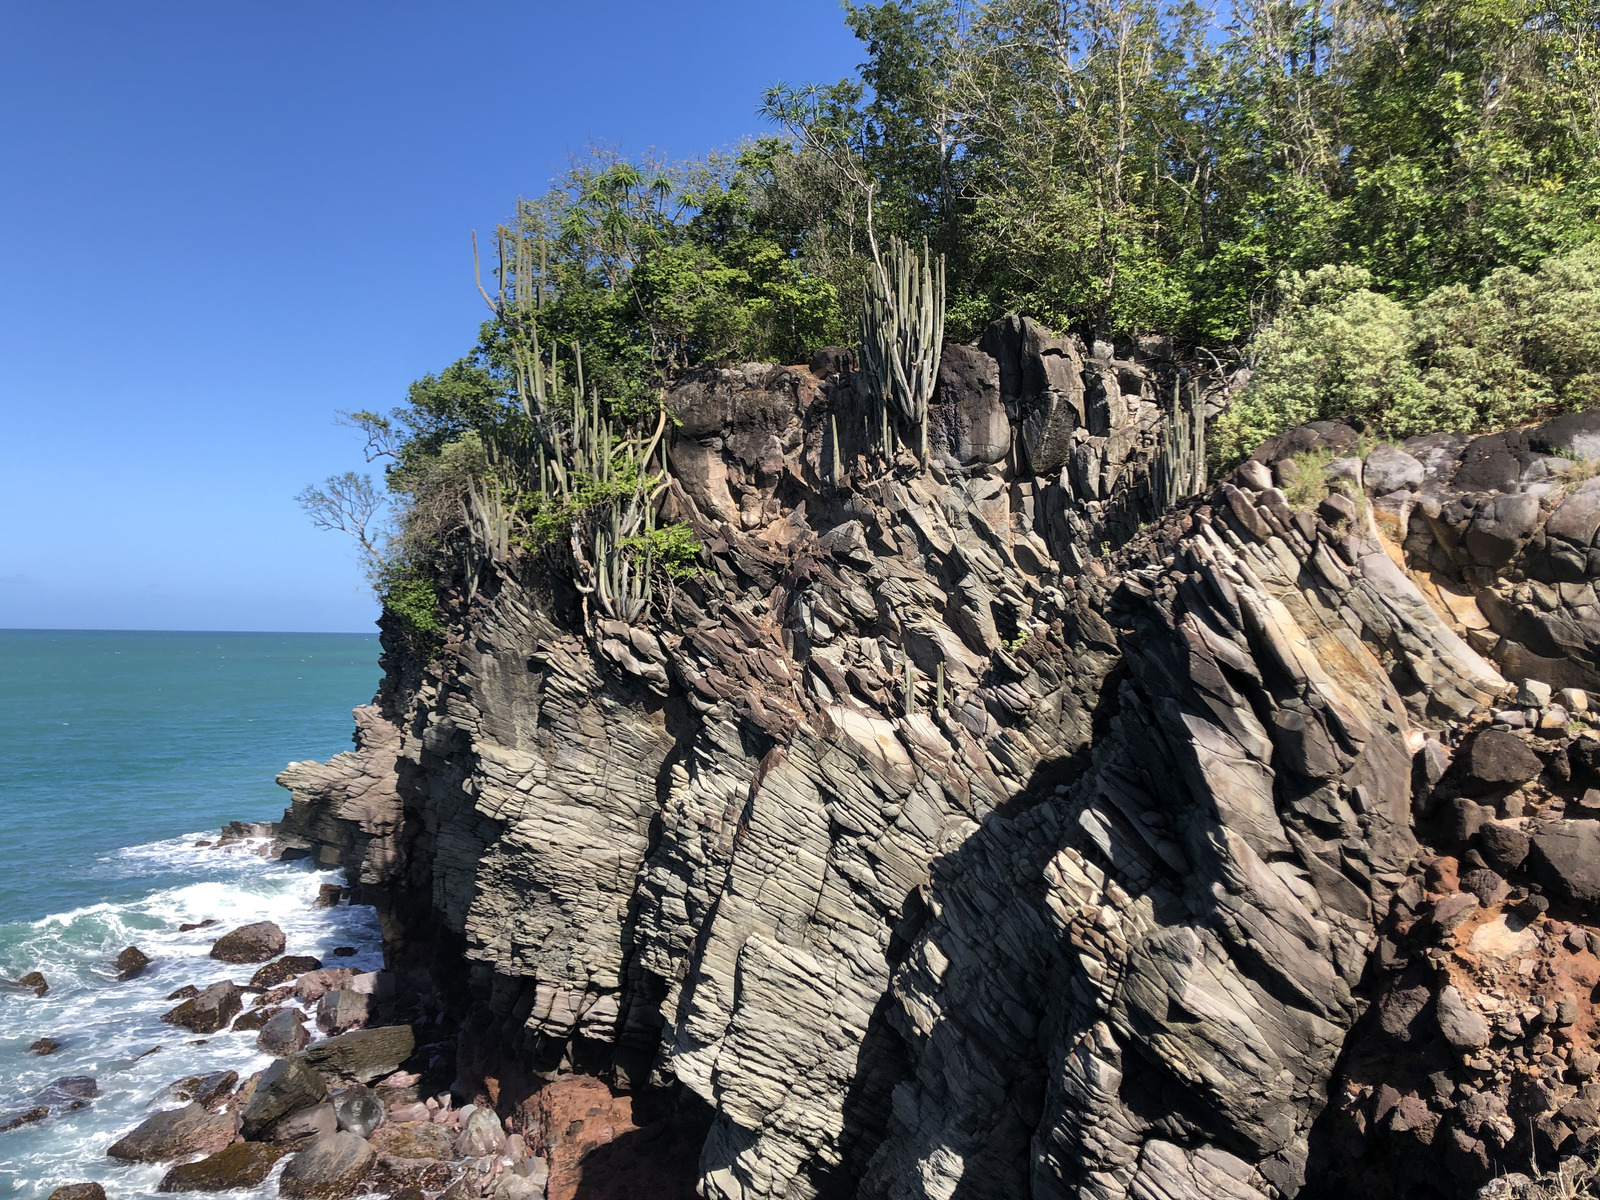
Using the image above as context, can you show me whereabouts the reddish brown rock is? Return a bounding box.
[106,1103,239,1162]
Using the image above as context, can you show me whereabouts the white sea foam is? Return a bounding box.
[0,837,381,1197]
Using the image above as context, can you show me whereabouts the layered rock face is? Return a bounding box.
[277,319,1600,1199]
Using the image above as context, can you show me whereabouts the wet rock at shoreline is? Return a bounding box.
[46,1186,105,1200]
[28,1038,61,1055]
[115,945,151,980]
[249,954,322,989]
[239,1057,328,1139]
[231,1005,278,1032]
[161,981,242,1034]
[277,1131,377,1199]
[106,1102,238,1162]
[7,971,48,997]
[208,921,285,964]
[314,883,343,908]
[156,1070,237,1112]
[178,919,216,932]
[0,1106,48,1133]
[155,1139,288,1192]
[257,1009,311,1057]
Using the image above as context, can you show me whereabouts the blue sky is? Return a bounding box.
[0,2,861,632]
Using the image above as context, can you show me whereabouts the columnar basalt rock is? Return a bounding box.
[274,317,1600,1199]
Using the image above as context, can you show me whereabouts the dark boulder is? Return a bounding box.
[278,1131,377,1199]
[314,884,343,908]
[1460,730,1543,794]
[208,921,285,964]
[249,954,322,989]
[299,1025,415,1084]
[28,1038,61,1055]
[156,1140,288,1192]
[178,919,216,932]
[161,981,242,1034]
[1464,492,1541,566]
[106,1102,239,1162]
[1529,819,1600,903]
[0,1106,48,1132]
[1475,823,1532,875]
[46,1187,105,1200]
[257,1008,311,1057]
[931,343,1009,466]
[231,1005,278,1032]
[239,1057,329,1139]
[8,971,48,997]
[166,985,199,1001]
[115,945,151,980]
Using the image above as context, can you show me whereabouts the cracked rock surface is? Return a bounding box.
[277,321,1600,1199]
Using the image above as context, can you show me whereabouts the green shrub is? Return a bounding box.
[1213,246,1600,470]
[382,576,444,637]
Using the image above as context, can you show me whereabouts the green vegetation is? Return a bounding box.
[381,574,445,638]
[1214,245,1600,467]
[301,0,1600,608]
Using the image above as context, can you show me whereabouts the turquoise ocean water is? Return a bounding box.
[0,630,384,1196]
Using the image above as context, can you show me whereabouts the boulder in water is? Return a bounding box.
[315,884,343,908]
[278,1131,377,1199]
[208,921,285,963]
[257,1008,310,1057]
[166,984,199,1001]
[155,1139,288,1192]
[239,1056,328,1139]
[106,1102,239,1162]
[249,954,322,989]
[155,1070,237,1111]
[8,971,48,997]
[294,968,355,1003]
[115,945,151,980]
[0,1106,48,1133]
[160,981,242,1034]
[47,1187,105,1200]
[28,1038,61,1056]
[178,919,216,932]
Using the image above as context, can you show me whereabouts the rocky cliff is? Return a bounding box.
[277,319,1600,1200]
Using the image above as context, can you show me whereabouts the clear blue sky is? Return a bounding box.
[0,2,861,633]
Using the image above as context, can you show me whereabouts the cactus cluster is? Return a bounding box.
[860,229,945,464]
[469,220,673,625]
[1152,378,1207,512]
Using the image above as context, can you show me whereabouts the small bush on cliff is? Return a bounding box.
[1213,245,1600,468]
[382,574,444,638]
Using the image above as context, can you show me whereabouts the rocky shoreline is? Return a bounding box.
[6,832,565,1200]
